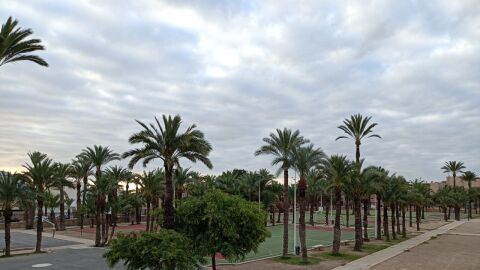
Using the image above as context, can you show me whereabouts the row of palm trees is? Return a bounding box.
[1,114,478,262]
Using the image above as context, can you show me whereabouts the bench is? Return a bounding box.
[340,240,352,246]
[312,244,326,251]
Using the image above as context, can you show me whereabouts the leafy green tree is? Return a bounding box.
[22,152,54,252]
[123,115,213,230]
[463,171,477,218]
[441,161,465,188]
[0,171,29,256]
[176,189,270,270]
[104,230,204,270]
[322,155,353,254]
[0,17,48,67]
[291,144,325,262]
[255,128,308,256]
[80,145,119,246]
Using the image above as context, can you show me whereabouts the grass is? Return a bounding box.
[319,252,362,262]
[273,255,321,265]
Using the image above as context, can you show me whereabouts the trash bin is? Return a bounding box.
[295,246,300,255]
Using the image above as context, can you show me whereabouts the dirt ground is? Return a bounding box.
[372,222,480,270]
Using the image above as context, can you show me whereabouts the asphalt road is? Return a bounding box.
[0,232,80,249]
[0,247,125,270]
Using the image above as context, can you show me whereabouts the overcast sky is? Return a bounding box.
[1,0,479,182]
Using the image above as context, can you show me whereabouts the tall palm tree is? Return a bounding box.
[462,171,477,218]
[0,171,28,256]
[138,170,164,232]
[441,161,465,188]
[123,115,213,230]
[255,128,308,257]
[441,161,465,220]
[291,144,325,262]
[336,114,381,249]
[0,17,48,67]
[104,166,129,240]
[336,114,381,163]
[346,159,367,250]
[22,152,54,252]
[50,162,73,231]
[71,156,92,228]
[174,167,197,202]
[79,145,120,246]
[322,155,353,255]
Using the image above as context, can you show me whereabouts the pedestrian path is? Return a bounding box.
[333,220,465,270]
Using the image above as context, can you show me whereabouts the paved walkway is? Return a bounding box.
[333,220,466,270]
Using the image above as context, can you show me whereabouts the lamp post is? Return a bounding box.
[293,171,297,254]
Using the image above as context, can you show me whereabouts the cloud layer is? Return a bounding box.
[1,0,479,181]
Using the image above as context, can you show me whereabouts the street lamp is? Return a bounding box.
[293,171,297,254]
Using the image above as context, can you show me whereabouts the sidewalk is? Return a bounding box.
[333,220,465,270]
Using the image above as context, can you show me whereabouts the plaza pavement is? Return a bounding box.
[334,219,480,270]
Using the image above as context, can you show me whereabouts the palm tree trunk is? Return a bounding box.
[391,203,397,240]
[401,206,406,238]
[325,203,330,225]
[309,202,315,226]
[211,254,216,270]
[36,195,44,252]
[376,197,382,240]
[95,197,101,247]
[146,201,151,232]
[81,175,88,229]
[282,168,289,257]
[363,199,369,241]
[76,181,81,220]
[383,204,389,241]
[272,206,276,226]
[396,203,401,234]
[59,188,65,231]
[332,189,342,254]
[353,197,363,251]
[4,208,12,256]
[416,206,420,231]
[409,205,413,227]
[27,207,35,229]
[299,183,307,263]
[163,163,175,230]
[346,199,350,227]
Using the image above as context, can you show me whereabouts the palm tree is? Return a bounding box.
[104,166,129,240]
[346,159,367,250]
[22,152,54,252]
[0,171,28,256]
[336,114,381,163]
[322,155,353,254]
[291,144,325,262]
[44,191,60,229]
[71,156,92,228]
[336,114,381,249]
[80,145,120,246]
[123,115,213,230]
[257,168,275,207]
[441,161,465,188]
[174,167,197,202]
[0,17,48,67]
[255,128,308,256]
[441,161,465,220]
[462,171,477,218]
[138,170,164,232]
[50,162,73,231]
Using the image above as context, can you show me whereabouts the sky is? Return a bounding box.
[1,0,479,182]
